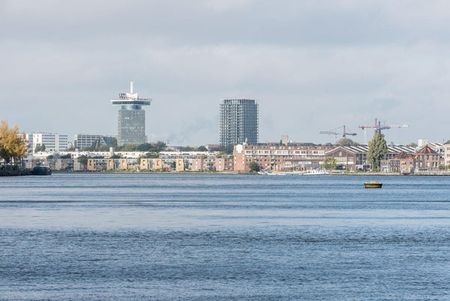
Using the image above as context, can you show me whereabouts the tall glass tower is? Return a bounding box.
[219,99,258,152]
[111,82,151,146]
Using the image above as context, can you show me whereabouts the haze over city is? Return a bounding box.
[2,0,450,145]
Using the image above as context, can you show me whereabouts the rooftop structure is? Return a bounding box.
[111,82,151,146]
[74,134,116,150]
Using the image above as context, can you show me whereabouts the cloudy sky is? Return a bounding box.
[1,0,450,145]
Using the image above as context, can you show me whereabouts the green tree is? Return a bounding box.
[77,155,88,166]
[144,152,159,158]
[178,146,196,151]
[34,144,46,153]
[367,132,388,171]
[323,157,337,170]
[248,161,261,172]
[336,138,358,146]
[116,141,167,152]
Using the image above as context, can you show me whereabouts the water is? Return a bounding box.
[1,174,450,300]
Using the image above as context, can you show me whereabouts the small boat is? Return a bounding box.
[364,181,382,189]
[31,166,52,176]
[257,170,286,176]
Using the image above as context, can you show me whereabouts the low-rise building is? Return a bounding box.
[87,158,107,172]
[324,146,359,171]
[233,143,333,172]
[414,145,443,171]
[152,159,163,171]
[214,156,233,172]
[190,157,205,172]
[443,143,450,167]
[326,145,416,171]
[175,159,185,172]
[139,158,150,171]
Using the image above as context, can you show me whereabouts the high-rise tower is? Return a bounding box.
[111,82,151,146]
[219,99,258,152]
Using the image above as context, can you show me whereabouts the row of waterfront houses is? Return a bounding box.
[24,140,450,174]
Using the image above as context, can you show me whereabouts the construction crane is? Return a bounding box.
[359,118,408,134]
[320,125,357,139]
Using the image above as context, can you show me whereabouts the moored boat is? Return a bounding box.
[31,166,52,176]
[364,181,382,189]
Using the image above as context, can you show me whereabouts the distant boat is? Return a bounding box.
[257,170,286,176]
[364,181,382,189]
[31,166,52,176]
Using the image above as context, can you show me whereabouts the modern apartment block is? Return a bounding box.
[111,82,151,146]
[74,134,116,149]
[32,133,68,153]
[219,99,258,152]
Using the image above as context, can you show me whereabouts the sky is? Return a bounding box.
[1,0,450,145]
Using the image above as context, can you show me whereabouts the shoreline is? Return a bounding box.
[45,170,450,176]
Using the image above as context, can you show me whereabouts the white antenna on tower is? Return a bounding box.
[130,81,134,94]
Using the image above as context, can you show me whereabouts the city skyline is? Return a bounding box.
[3,1,450,145]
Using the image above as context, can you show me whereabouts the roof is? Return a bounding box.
[415,145,439,155]
[326,145,416,155]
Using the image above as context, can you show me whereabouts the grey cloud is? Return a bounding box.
[3,1,450,46]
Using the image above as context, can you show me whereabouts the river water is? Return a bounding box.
[0,173,450,300]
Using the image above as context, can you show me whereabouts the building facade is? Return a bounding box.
[32,133,68,153]
[414,145,443,171]
[233,143,333,172]
[444,143,450,167]
[220,99,258,152]
[111,82,151,146]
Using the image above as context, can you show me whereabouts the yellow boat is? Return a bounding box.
[364,182,382,189]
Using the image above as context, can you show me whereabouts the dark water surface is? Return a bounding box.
[1,174,450,300]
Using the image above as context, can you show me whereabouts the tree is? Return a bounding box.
[249,161,261,172]
[0,121,27,164]
[367,132,388,171]
[323,157,337,170]
[77,155,88,166]
[116,141,167,152]
[336,138,358,146]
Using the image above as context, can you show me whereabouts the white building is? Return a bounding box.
[32,133,68,153]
